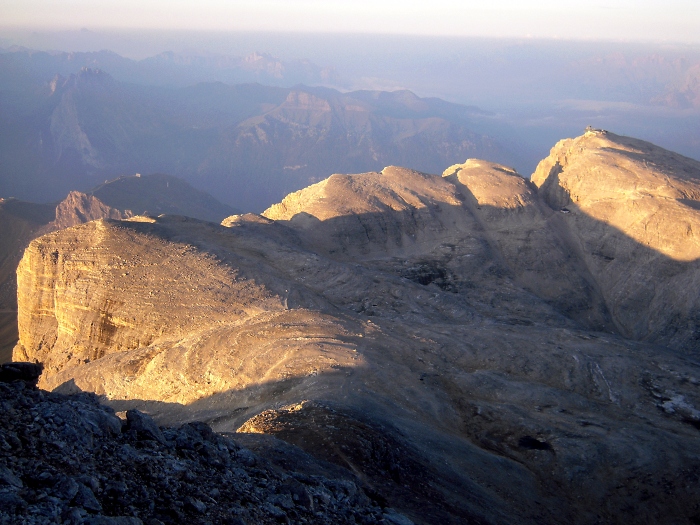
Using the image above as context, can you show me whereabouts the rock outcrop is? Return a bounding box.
[51,191,131,230]
[0,178,236,363]
[0,374,387,525]
[12,132,700,524]
[264,162,610,329]
[0,193,128,364]
[0,199,56,361]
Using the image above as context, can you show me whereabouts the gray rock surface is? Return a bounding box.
[124,409,166,445]
[0,378,384,524]
[532,130,700,350]
[0,361,42,385]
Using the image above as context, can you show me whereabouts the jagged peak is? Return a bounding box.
[50,191,131,230]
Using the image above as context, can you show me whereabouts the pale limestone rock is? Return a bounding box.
[532,131,700,346]
[12,133,700,524]
[50,191,131,230]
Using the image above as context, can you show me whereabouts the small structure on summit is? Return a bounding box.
[585,125,607,136]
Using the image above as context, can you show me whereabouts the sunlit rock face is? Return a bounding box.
[532,130,700,349]
[51,191,131,230]
[13,133,700,524]
[1,177,233,363]
[0,199,56,361]
[0,192,128,362]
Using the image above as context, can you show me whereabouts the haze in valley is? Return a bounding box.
[1,2,700,524]
[2,0,700,180]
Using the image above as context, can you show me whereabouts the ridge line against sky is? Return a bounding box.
[1,0,699,44]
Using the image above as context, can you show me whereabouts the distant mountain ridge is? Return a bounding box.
[0,53,513,211]
[0,47,338,88]
[653,64,700,109]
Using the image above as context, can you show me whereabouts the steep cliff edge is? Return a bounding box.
[0,199,56,361]
[1,177,234,364]
[13,216,289,381]
[532,129,700,350]
[0,192,128,363]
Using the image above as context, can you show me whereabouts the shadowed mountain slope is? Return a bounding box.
[12,132,700,524]
[88,173,238,223]
[263,162,611,330]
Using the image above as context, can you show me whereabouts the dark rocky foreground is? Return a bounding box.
[0,371,407,525]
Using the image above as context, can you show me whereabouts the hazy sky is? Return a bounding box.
[2,0,699,43]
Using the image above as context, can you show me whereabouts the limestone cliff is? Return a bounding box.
[1,179,234,364]
[13,217,288,382]
[0,193,128,363]
[0,199,56,361]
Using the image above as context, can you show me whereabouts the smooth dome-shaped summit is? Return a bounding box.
[532,130,700,347]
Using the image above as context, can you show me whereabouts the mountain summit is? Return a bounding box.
[11,132,700,524]
[533,129,700,349]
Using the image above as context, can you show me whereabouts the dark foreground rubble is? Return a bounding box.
[0,372,398,525]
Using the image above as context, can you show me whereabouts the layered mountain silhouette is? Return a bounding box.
[0,61,510,211]
[653,64,700,109]
[0,47,339,89]
[11,131,700,523]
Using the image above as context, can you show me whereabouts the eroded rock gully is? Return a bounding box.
[11,131,700,524]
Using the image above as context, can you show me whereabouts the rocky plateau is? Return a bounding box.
[8,130,700,524]
[0,173,235,363]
